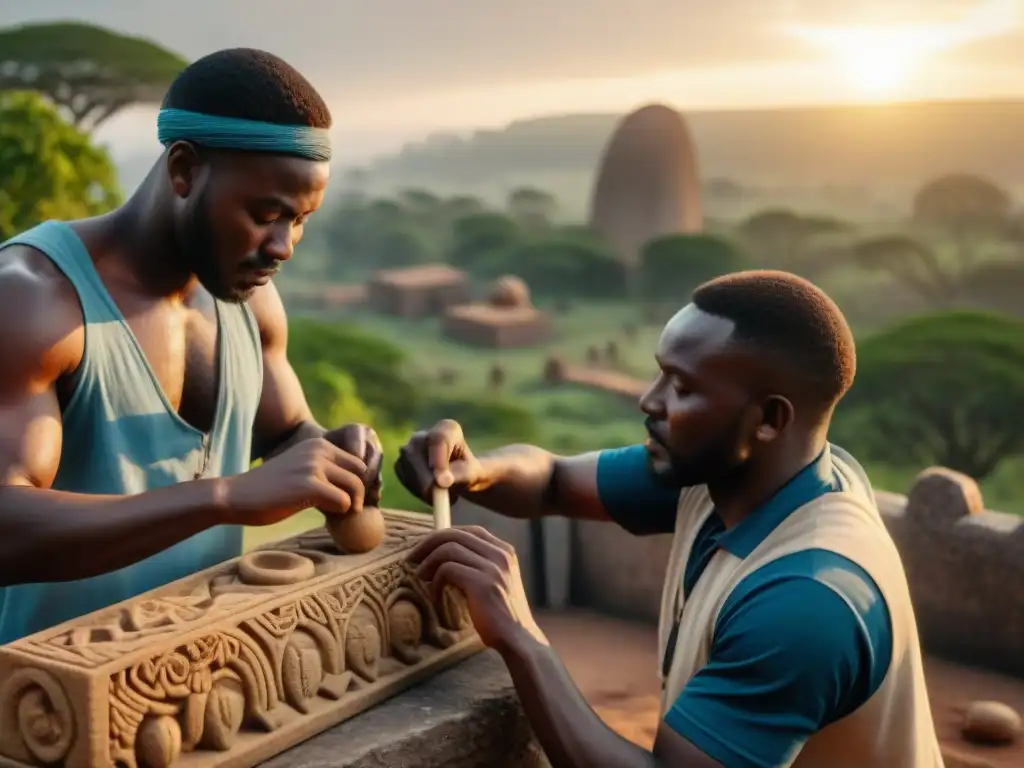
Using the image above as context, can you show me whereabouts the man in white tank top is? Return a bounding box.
[398,270,943,767]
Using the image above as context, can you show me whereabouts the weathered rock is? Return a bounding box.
[962,700,1022,745]
[261,652,550,768]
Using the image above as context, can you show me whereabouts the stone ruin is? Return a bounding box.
[0,510,481,768]
[283,284,367,313]
[442,275,551,349]
[367,264,471,319]
[588,103,703,283]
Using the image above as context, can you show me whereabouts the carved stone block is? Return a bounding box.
[0,510,482,768]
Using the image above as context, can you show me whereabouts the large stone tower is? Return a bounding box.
[588,103,703,278]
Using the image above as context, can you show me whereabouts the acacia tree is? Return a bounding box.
[737,208,852,275]
[0,22,187,131]
[0,91,122,241]
[849,174,1017,308]
[507,186,557,228]
[913,173,1013,259]
[834,311,1024,479]
[638,233,746,307]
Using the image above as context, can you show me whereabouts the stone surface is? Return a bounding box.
[261,652,549,768]
[963,701,1022,745]
[588,103,703,272]
[906,467,984,527]
[571,521,672,623]
[0,511,482,768]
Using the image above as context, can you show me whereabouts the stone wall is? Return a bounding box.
[458,468,1024,679]
[263,652,548,768]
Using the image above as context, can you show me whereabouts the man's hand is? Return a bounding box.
[408,525,541,649]
[324,423,384,507]
[225,438,369,527]
[395,420,486,502]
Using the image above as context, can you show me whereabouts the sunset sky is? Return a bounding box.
[2,0,1021,161]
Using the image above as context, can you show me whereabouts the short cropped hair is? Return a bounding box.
[161,48,331,129]
[691,270,856,407]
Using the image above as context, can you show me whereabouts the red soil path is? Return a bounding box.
[557,365,649,400]
[535,609,1024,768]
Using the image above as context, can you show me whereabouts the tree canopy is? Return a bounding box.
[912,173,1013,240]
[0,21,187,131]
[737,208,853,275]
[0,91,122,241]
[638,233,746,304]
[846,174,1020,310]
[834,310,1024,479]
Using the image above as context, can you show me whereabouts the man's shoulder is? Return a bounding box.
[0,244,84,369]
[721,549,893,689]
[828,442,876,502]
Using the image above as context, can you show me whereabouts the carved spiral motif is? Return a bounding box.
[0,668,75,764]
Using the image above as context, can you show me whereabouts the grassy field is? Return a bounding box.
[248,294,1024,553]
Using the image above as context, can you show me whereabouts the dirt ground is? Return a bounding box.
[535,609,1024,768]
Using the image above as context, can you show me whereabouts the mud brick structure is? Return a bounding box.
[443,305,551,348]
[442,276,550,349]
[0,511,482,768]
[367,265,471,318]
[588,104,703,285]
[283,284,367,313]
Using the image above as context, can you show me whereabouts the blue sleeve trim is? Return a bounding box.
[595,445,680,535]
[664,549,893,766]
[665,706,769,768]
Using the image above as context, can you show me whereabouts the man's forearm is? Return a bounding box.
[462,444,559,519]
[497,626,658,768]
[261,420,325,461]
[0,480,228,586]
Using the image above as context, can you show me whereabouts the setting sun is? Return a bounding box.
[838,35,919,95]
[792,26,940,98]
[788,1,1020,100]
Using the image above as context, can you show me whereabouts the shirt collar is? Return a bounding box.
[716,444,837,558]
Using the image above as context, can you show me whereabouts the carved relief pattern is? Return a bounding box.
[0,512,480,768]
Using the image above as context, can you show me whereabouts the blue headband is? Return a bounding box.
[156,108,332,162]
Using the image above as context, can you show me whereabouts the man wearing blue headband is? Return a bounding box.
[0,49,378,642]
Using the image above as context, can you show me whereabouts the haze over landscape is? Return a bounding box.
[4,4,1024,766]
[3,0,1024,209]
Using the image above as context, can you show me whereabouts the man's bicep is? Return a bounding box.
[0,386,64,489]
[0,258,77,489]
[594,445,681,534]
[663,578,871,768]
[249,283,316,459]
